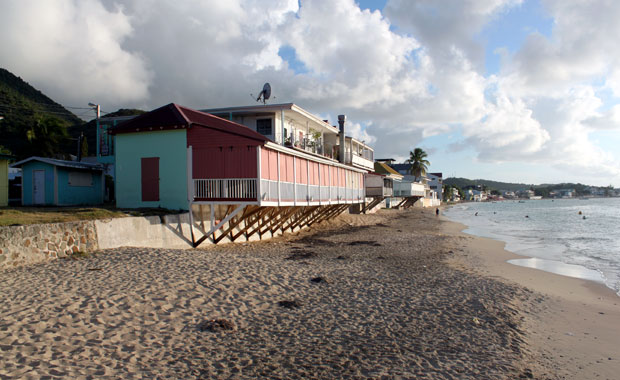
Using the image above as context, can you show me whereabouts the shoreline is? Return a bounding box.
[441,215,620,379]
[442,199,619,297]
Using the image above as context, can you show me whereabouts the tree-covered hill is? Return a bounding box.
[0,68,84,159]
[444,177,612,196]
[444,177,533,192]
[0,67,144,160]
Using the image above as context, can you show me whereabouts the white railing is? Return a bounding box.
[259,179,364,203]
[394,181,426,197]
[194,179,257,200]
[351,154,374,171]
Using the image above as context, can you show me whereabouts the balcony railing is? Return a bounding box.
[194,179,257,200]
[260,179,364,203]
[393,181,426,197]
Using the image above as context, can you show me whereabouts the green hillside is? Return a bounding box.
[444,177,611,197]
[0,68,144,160]
[0,68,83,159]
[444,177,533,192]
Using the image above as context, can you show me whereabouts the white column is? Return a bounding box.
[186,146,193,202]
[256,145,262,203]
[306,159,310,205]
[277,151,281,206]
[318,163,321,205]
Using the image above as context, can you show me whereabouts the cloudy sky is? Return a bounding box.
[2,0,620,186]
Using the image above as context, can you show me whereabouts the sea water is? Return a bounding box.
[443,198,620,296]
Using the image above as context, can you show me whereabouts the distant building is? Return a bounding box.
[503,191,516,199]
[463,186,488,202]
[427,172,443,201]
[558,188,575,198]
[516,189,535,199]
[11,157,105,206]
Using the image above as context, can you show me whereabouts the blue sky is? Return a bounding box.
[2,0,619,186]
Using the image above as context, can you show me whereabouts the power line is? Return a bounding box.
[0,103,85,118]
[0,95,93,110]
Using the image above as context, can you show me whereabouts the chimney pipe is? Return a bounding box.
[338,115,346,164]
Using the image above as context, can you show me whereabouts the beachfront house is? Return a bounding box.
[108,103,372,246]
[387,163,440,207]
[201,103,375,172]
[427,172,443,201]
[0,154,12,207]
[371,161,404,208]
[10,157,105,206]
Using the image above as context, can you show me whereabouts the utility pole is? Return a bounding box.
[88,103,100,119]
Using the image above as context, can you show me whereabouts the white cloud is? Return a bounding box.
[0,0,151,107]
[1,0,619,185]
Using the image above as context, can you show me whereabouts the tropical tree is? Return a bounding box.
[406,147,430,181]
[24,115,69,158]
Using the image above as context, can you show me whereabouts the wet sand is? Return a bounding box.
[0,208,617,379]
[443,216,620,380]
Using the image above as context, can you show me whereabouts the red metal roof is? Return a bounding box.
[109,103,270,143]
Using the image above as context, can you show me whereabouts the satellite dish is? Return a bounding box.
[256,82,271,104]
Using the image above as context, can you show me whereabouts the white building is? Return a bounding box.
[427,172,443,201]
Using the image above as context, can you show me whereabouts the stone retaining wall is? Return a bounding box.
[0,221,98,269]
[0,208,322,269]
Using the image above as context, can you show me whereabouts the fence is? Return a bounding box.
[194,179,258,200]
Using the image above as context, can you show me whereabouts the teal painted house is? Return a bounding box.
[114,129,188,210]
[11,157,105,206]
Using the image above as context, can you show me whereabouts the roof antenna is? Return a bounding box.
[255,83,271,104]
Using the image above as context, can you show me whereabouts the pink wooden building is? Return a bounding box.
[110,103,367,246]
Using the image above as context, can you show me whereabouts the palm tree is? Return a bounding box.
[406,147,430,182]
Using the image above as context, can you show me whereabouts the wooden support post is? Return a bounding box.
[306,205,332,227]
[361,196,384,214]
[280,207,303,233]
[287,206,318,232]
[316,204,346,225]
[225,206,265,242]
[250,207,279,237]
[242,207,273,241]
[188,201,196,247]
[262,207,290,236]
[199,204,205,229]
[215,205,263,244]
[194,203,247,247]
[271,207,300,235]
[320,204,347,224]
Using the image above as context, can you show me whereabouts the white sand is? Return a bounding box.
[0,209,585,379]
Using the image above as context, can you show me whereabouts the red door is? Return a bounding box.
[141,157,159,201]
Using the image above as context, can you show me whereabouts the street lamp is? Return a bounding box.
[88,103,100,119]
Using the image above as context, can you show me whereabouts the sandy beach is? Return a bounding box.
[1,208,619,379]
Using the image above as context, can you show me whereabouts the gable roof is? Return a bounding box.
[374,162,403,179]
[11,157,104,171]
[109,103,269,143]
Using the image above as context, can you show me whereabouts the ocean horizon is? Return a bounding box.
[443,197,620,296]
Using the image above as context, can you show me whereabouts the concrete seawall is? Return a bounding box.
[0,212,301,269]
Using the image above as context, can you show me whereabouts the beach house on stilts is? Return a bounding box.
[109,103,372,247]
